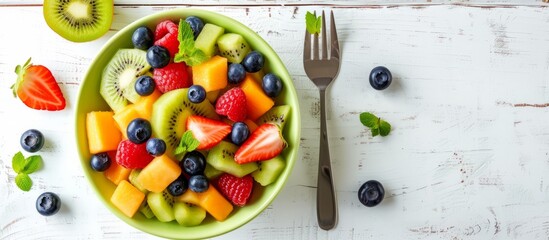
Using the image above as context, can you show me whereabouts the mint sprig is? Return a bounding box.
[360,112,391,137]
[305,11,322,35]
[174,131,200,156]
[174,19,208,66]
[11,151,42,191]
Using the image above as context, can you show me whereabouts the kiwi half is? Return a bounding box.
[147,190,175,222]
[206,141,258,177]
[217,33,251,63]
[256,105,291,130]
[43,0,114,42]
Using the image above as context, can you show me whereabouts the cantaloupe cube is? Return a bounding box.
[110,180,146,218]
[192,56,228,92]
[113,105,140,139]
[104,159,132,185]
[137,155,182,193]
[133,90,162,121]
[240,75,274,120]
[86,111,122,154]
[176,185,233,221]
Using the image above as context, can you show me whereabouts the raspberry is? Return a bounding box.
[215,87,247,122]
[115,140,154,169]
[153,62,191,93]
[216,173,253,206]
[154,20,179,57]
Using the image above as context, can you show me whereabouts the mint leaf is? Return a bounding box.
[22,155,42,174]
[360,112,391,137]
[174,131,200,156]
[174,19,208,66]
[359,112,379,128]
[371,127,380,137]
[12,151,25,173]
[379,120,391,137]
[305,11,322,34]
[15,173,32,191]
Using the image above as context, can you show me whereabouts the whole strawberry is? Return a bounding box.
[11,58,66,111]
[116,139,154,169]
[216,173,253,206]
[153,62,191,93]
[215,87,247,122]
[154,20,179,57]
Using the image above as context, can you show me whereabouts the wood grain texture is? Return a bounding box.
[2,3,549,240]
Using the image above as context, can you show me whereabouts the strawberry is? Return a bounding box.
[154,20,179,57]
[153,61,191,93]
[115,139,154,169]
[216,173,253,206]
[215,87,247,122]
[234,123,286,164]
[11,58,66,111]
[186,115,231,150]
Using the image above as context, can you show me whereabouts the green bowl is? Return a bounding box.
[74,8,300,240]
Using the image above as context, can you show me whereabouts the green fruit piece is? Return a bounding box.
[195,23,225,58]
[204,163,223,179]
[147,190,175,222]
[139,200,155,219]
[129,169,148,193]
[173,202,206,226]
[256,105,291,130]
[43,0,113,42]
[151,88,218,159]
[207,141,258,177]
[100,49,151,112]
[217,33,251,63]
[252,156,285,186]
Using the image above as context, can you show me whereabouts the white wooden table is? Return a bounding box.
[2,1,549,239]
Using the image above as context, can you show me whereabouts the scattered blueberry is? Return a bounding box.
[20,129,44,153]
[90,153,111,172]
[132,26,154,50]
[126,118,152,144]
[135,75,156,96]
[36,192,61,216]
[188,85,206,103]
[262,73,283,98]
[242,51,264,73]
[167,176,188,197]
[230,122,250,145]
[185,16,205,39]
[227,63,246,84]
[146,45,170,69]
[181,151,206,176]
[188,175,209,193]
[369,66,392,90]
[146,138,166,156]
[358,180,385,207]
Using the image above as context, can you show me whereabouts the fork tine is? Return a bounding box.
[330,10,340,59]
[321,10,327,59]
[304,27,311,60]
[312,11,319,60]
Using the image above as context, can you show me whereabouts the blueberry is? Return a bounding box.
[262,73,283,98]
[20,129,44,153]
[36,192,61,216]
[369,66,392,90]
[231,122,250,146]
[228,63,246,84]
[181,151,206,176]
[167,176,188,197]
[127,118,152,144]
[358,180,385,207]
[135,75,156,96]
[185,16,204,39]
[90,153,111,172]
[132,26,154,50]
[146,138,166,156]
[242,51,264,73]
[188,175,209,193]
[146,45,170,69]
[188,85,206,103]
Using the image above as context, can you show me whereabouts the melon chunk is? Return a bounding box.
[133,90,162,121]
[112,105,140,139]
[137,155,182,193]
[192,56,228,92]
[176,184,233,221]
[240,75,274,120]
[110,180,145,218]
[86,111,122,154]
[104,159,131,185]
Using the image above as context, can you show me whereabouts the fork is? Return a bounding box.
[303,10,340,230]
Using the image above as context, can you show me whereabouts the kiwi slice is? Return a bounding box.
[138,200,155,219]
[43,0,114,42]
[195,23,225,58]
[173,202,206,227]
[100,49,151,112]
[217,33,251,63]
[147,190,175,222]
[204,162,223,180]
[207,141,258,177]
[252,156,285,186]
[129,169,148,193]
[256,105,291,130]
[151,88,218,159]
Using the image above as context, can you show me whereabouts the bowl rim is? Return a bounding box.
[74,8,301,239]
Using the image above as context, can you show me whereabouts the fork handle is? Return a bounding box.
[317,88,337,230]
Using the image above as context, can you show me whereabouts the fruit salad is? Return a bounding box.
[84,15,291,226]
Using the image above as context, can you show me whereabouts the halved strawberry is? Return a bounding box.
[11,58,66,111]
[234,123,286,164]
[186,115,232,150]
[216,173,253,206]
